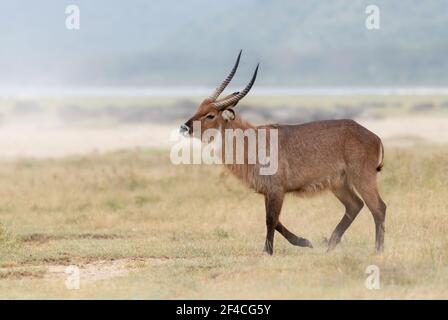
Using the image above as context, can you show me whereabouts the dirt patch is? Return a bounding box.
[21,233,124,244]
[45,257,171,282]
[0,257,177,283]
[0,269,46,279]
[46,259,134,282]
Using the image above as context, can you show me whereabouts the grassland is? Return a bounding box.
[0,145,448,299]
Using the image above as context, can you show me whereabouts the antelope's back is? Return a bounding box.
[274,119,382,191]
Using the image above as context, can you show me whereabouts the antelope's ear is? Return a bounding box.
[222,109,235,121]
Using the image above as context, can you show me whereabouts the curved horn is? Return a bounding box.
[208,50,242,101]
[213,63,259,110]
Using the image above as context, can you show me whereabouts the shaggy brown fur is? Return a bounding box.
[183,106,386,255]
[180,54,386,254]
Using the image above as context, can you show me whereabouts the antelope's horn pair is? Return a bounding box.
[209,50,259,110]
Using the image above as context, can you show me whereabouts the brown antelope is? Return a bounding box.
[180,51,386,255]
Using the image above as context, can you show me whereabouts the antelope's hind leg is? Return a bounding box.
[327,183,364,252]
[353,175,386,253]
[276,221,313,248]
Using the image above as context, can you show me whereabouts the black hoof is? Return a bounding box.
[263,243,273,255]
[297,238,313,248]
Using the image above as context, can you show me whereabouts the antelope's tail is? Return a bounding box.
[376,141,384,172]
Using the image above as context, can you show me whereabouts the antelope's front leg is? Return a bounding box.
[263,192,285,255]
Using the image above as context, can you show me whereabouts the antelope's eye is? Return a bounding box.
[206,114,215,120]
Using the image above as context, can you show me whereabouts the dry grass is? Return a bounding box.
[0,146,448,299]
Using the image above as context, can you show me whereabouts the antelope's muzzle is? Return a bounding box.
[179,123,191,136]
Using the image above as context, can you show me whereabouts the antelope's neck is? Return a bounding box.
[222,116,255,132]
[219,117,257,183]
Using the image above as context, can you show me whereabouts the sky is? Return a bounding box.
[1,0,447,87]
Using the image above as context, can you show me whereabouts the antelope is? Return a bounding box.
[180,51,386,255]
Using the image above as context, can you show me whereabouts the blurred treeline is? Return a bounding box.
[1,0,448,86]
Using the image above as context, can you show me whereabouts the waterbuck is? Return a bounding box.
[180,51,386,254]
